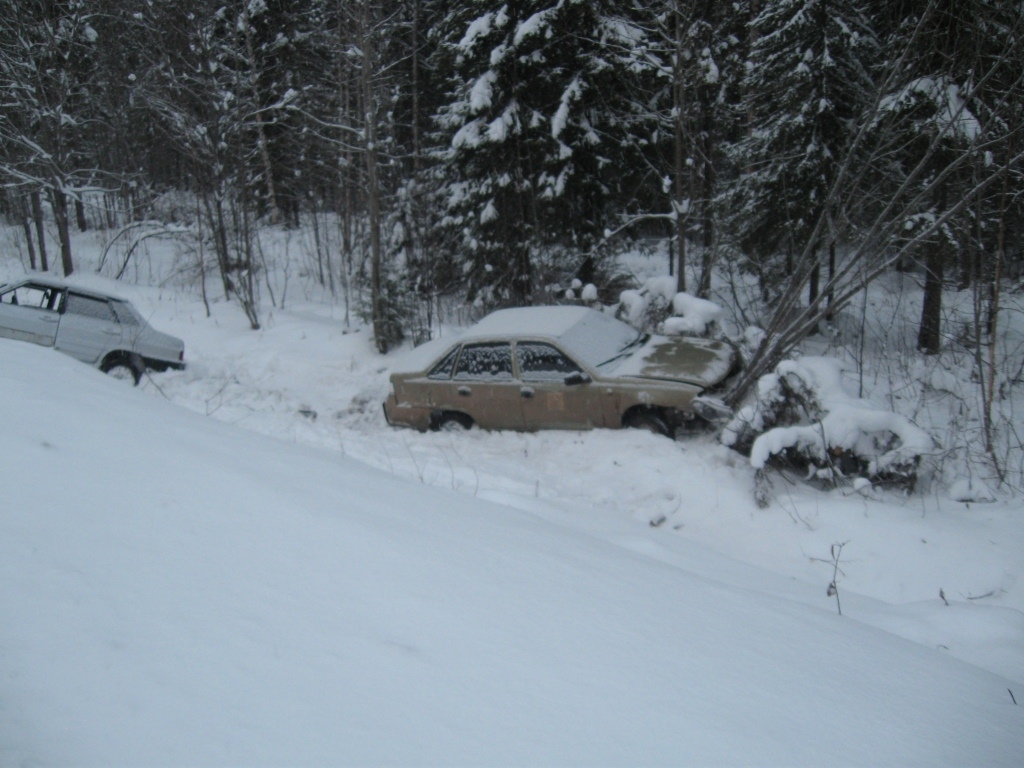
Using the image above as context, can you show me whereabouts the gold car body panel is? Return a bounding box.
[383,307,735,434]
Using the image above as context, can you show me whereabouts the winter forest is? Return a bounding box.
[1,0,1023,490]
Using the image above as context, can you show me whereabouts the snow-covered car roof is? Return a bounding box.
[465,305,593,339]
[392,306,627,374]
[1,275,130,304]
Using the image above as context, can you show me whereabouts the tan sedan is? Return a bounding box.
[383,306,737,438]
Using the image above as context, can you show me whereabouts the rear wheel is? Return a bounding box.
[433,411,473,432]
[101,357,142,386]
[623,408,672,438]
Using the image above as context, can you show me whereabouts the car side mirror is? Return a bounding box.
[564,371,591,386]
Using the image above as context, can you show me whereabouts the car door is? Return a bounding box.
[55,292,124,364]
[515,341,607,430]
[434,341,524,430]
[0,283,62,347]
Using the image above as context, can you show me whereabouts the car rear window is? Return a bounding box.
[427,346,460,380]
[111,301,140,326]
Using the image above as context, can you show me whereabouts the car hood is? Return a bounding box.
[609,336,735,388]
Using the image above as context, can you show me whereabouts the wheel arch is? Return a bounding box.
[429,409,474,431]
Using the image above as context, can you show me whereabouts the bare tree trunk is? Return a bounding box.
[75,197,88,232]
[21,197,37,270]
[31,190,48,271]
[361,0,387,352]
[240,0,281,225]
[808,245,820,307]
[672,0,687,293]
[49,186,75,276]
[826,240,836,318]
[918,185,948,355]
[203,191,233,300]
[411,0,421,175]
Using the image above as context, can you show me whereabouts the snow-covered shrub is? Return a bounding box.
[616,279,724,337]
[948,477,997,503]
[663,292,724,337]
[724,357,935,497]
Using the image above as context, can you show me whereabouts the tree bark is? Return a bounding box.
[361,0,387,353]
[21,197,37,270]
[240,0,281,225]
[918,184,949,355]
[49,186,74,276]
[672,0,687,293]
[917,243,944,354]
[31,191,48,271]
[75,197,88,232]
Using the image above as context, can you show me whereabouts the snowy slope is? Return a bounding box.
[2,339,1022,766]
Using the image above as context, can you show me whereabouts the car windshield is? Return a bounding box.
[557,311,648,371]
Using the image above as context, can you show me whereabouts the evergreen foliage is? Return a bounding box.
[0,0,1020,396]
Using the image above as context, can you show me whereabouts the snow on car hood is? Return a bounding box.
[610,336,735,388]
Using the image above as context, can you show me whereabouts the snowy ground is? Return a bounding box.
[2,228,1023,764]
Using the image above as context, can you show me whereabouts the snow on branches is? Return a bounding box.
[723,357,935,501]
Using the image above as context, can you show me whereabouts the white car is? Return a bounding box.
[0,276,185,384]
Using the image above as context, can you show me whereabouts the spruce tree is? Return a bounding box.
[729,0,877,305]
[432,0,649,307]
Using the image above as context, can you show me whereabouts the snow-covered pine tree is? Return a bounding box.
[728,0,877,305]
[635,0,749,296]
[867,0,1024,355]
[431,0,649,308]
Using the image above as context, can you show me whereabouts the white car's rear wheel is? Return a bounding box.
[101,358,142,385]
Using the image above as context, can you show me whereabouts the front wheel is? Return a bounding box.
[623,408,672,438]
[432,411,473,432]
[101,357,142,386]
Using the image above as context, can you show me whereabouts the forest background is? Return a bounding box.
[1,0,1022,487]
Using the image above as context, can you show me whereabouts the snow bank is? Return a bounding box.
[617,280,724,337]
[3,339,1022,765]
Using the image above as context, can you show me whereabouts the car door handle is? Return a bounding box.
[40,316,58,323]
[520,387,535,399]
[103,329,120,335]
[457,386,471,397]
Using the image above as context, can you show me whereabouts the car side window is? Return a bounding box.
[516,342,582,382]
[427,346,460,380]
[64,293,117,323]
[5,285,60,311]
[453,343,514,382]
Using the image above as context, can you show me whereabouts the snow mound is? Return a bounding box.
[617,280,724,336]
[728,357,935,488]
[949,477,997,503]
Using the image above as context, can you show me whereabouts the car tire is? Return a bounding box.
[623,408,672,438]
[101,357,142,386]
[433,411,473,432]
